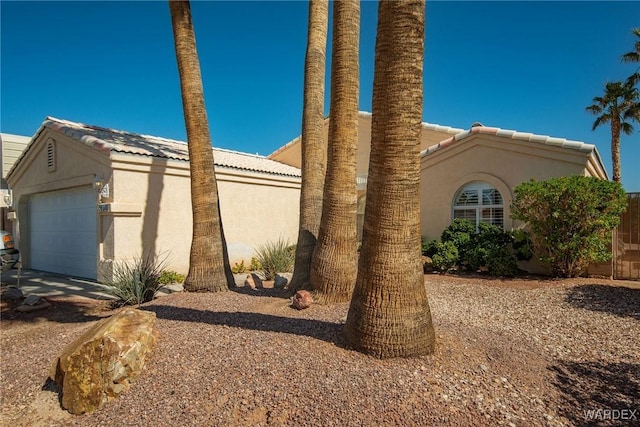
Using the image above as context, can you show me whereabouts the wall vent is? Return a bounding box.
[46,139,56,172]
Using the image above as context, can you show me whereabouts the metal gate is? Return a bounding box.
[614,192,640,280]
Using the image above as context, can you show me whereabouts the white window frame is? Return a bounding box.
[452,182,504,231]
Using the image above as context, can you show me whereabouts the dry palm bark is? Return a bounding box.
[289,0,329,293]
[169,0,233,292]
[310,0,360,304]
[344,0,436,358]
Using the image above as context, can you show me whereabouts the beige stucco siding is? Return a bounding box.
[420,135,596,242]
[104,155,300,276]
[8,130,301,280]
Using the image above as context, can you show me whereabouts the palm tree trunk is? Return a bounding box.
[289,0,329,294]
[611,118,622,183]
[309,0,360,304]
[169,0,233,292]
[344,0,435,358]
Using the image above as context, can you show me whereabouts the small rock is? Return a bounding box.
[24,294,44,306]
[274,274,289,289]
[17,295,51,312]
[1,286,23,300]
[155,283,184,298]
[244,274,256,289]
[422,256,433,273]
[292,290,313,310]
[480,364,489,372]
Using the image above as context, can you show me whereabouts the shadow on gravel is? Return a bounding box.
[565,284,640,320]
[550,360,640,426]
[142,304,346,347]
[229,286,290,298]
[0,298,110,325]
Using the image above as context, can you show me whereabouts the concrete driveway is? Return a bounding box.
[0,268,115,300]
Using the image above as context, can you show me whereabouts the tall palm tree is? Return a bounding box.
[309,0,360,304]
[288,0,329,294]
[169,0,233,292]
[621,28,640,86]
[344,0,435,358]
[586,81,640,184]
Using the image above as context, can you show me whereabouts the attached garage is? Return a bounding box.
[6,117,301,282]
[29,187,97,279]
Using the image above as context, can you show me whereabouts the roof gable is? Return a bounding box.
[420,125,609,180]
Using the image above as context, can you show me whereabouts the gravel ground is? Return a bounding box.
[1,275,639,426]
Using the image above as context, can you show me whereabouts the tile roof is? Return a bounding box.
[420,125,598,158]
[40,117,301,177]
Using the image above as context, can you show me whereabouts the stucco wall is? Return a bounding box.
[103,155,300,277]
[8,130,300,280]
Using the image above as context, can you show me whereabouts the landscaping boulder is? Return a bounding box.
[292,290,313,310]
[50,308,156,414]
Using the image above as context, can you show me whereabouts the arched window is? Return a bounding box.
[452,182,504,230]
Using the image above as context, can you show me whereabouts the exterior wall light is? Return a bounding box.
[93,176,104,193]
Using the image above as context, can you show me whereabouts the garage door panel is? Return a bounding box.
[29,188,97,279]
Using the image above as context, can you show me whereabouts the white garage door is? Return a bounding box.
[29,187,97,279]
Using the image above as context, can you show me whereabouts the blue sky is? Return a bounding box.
[1,1,639,191]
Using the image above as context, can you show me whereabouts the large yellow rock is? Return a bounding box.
[49,308,156,414]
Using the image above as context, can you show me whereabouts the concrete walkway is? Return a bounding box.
[0,268,115,300]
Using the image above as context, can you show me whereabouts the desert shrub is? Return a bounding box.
[429,241,459,271]
[254,239,295,280]
[159,270,185,284]
[511,176,626,277]
[231,260,247,274]
[104,254,166,306]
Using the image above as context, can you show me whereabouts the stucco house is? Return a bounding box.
[6,117,301,281]
[269,112,609,274]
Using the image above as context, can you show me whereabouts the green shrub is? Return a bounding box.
[104,254,166,306]
[511,176,626,277]
[254,239,295,280]
[511,229,533,261]
[429,241,459,271]
[159,270,185,284]
[440,219,475,262]
[422,239,440,258]
[231,260,247,274]
[485,246,519,277]
[465,223,512,271]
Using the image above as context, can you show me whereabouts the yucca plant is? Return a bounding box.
[254,239,295,280]
[103,254,166,306]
